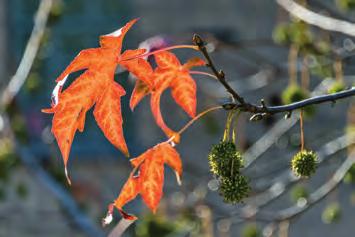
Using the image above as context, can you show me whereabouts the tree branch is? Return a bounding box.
[247,87,355,115]
[276,0,355,38]
[1,0,53,107]
[193,35,355,117]
[193,34,246,105]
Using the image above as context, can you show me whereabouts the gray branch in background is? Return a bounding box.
[224,134,354,225]
[0,0,105,236]
[262,150,355,235]
[1,0,53,107]
[276,0,355,37]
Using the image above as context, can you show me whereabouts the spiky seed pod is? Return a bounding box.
[328,81,346,94]
[291,150,318,178]
[322,202,342,224]
[219,175,250,204]
[208,141,243,178]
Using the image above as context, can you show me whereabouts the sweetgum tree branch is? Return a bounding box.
[193,34,355,118]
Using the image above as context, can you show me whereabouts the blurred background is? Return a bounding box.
[0,0,354,236]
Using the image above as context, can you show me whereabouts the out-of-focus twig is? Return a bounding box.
[276,0,355,37]
[220,134,354,225]
[263,149,355,226]
[1,0,53,107]
[0,0,105,236]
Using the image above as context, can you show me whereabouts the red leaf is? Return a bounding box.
[129,79,150,111]
[139,152,165,212]
[94,81,129,157]
[42,19,148,179]
[114,176,140,220]
[113,142,183,216]
[127,51,203,141]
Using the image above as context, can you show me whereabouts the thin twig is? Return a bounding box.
[0,0,104,235]
[2,115,104,237]
[1,0,53,107]
[193,34,246,105]
[193,35,355,116]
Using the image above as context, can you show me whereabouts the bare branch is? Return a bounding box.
[193,35,355,116]
[1,0,53,107]
[247,87,355,115]
[276,0,355,37]
[193,34,246,105]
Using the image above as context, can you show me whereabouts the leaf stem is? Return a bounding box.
[189,70,218,80]
[121,45,198,61]
[177,106,223,136]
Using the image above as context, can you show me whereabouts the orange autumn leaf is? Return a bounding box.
[128,51,204,140]
[154,51,205,118]
[93,81,129,156]
[42,19,147,178]
[113,176,140,220]
[113,142,182,217]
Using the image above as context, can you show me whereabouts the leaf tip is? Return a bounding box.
[102,203,115,227]
[102,213,113,227]
[65,166,72,186]
[41,108,54,114]
[123,149,130,158]
[175,171,182,186]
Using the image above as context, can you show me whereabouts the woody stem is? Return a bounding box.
[300,110,305,151]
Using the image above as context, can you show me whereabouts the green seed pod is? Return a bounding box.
[322,202,342,224]
[328,81,346,94]
[241,224,261,237]
[219,175,250,204]
[208,141,243,178]
[291,150,318,178]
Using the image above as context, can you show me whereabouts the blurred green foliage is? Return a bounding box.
[290,184,309,203]
[0,138,19,182]
[322,202,342,224]
[135,213,178,237]
[336,0,355,11]
[241,224,261,237]
[281,85,315,117]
